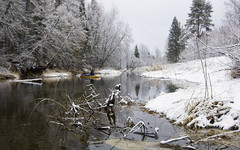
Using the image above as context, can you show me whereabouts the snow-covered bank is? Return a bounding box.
[42,70,72,78]
[132,64,163,75]
[98,69,122,77]
[75,68,122,78]
[142,56,240,130]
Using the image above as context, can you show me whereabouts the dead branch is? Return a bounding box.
[160,135,193,145]
[30,83,161,144]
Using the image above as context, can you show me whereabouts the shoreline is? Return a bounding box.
[141,56,240,130]
[0,68,123,83]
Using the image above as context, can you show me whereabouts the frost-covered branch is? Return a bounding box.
[160,135,193,144]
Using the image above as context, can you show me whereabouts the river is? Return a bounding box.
[0,73,235,149]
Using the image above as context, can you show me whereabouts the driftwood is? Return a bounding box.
[160,135,193,144]
[12,78,42,83]
[12,78,42,85]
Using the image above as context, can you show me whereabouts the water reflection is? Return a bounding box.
[106,108,116,126]
[0,73,180,150]
[135,84,140,97]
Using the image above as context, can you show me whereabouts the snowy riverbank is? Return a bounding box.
[141,56,240,130]
[42,70,72,78]
[97,68,122,77]
[0,68,123,82]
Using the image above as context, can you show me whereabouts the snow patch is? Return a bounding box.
[143,56,240,130]
[42,71,72,78]
[98,69,122,77]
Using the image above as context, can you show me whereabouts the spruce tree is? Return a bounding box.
[166,17,183,63]
[186,0,214,98]
[186,0,214,38]
[134,45,140,58]
[203,1,214,33]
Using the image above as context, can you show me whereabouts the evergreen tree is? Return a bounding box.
[203,1,214,33]
[186,0,214,98]
[186,0,214,38]
[134,45,140,58]
[166,17,183,63]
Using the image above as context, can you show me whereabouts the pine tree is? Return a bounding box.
[186,0,214,38]
[134,45,140,58]
[186,0,214,98]
[203,1,214,33]
[166,17,183,63]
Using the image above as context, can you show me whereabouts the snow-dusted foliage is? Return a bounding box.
[180,0,214,62]
[185,0,214,38]
[84,1,132,68]
[223,0,240,78]
[129,43,156,68]
[0,1,25,52]
[0,1,26,69]
[0,0,132,75]
[180,0,240,69]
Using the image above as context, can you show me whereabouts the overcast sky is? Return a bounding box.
[99,0,227,54]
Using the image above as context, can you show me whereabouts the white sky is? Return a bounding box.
[99,0,227,54]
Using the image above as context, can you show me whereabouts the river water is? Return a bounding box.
[0,73,235,149]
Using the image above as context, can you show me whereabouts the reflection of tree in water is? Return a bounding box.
[106,107,116,126]
[135,83,140,97]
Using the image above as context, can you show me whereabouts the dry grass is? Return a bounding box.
[147,64,163,71]
[183,98,235,129]
[133,64,163,74]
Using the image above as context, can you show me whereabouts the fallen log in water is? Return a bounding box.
[11,78,42,85]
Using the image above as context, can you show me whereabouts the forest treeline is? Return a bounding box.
[1,0,240,78]
[0,0,132,76]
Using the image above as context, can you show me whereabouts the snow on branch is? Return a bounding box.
[160,135,193,144]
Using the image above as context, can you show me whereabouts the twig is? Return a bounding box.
[28,98,68,121]
[66,96,93,116]
[124,121,147,138]
[82,94,94,114]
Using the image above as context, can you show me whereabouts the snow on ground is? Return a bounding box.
[132,64,163,75]
[42,70,72,78]
[142,56,240,130]
[98,68,122,77]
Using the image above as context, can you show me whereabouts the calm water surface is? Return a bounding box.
[0,73,229,150]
